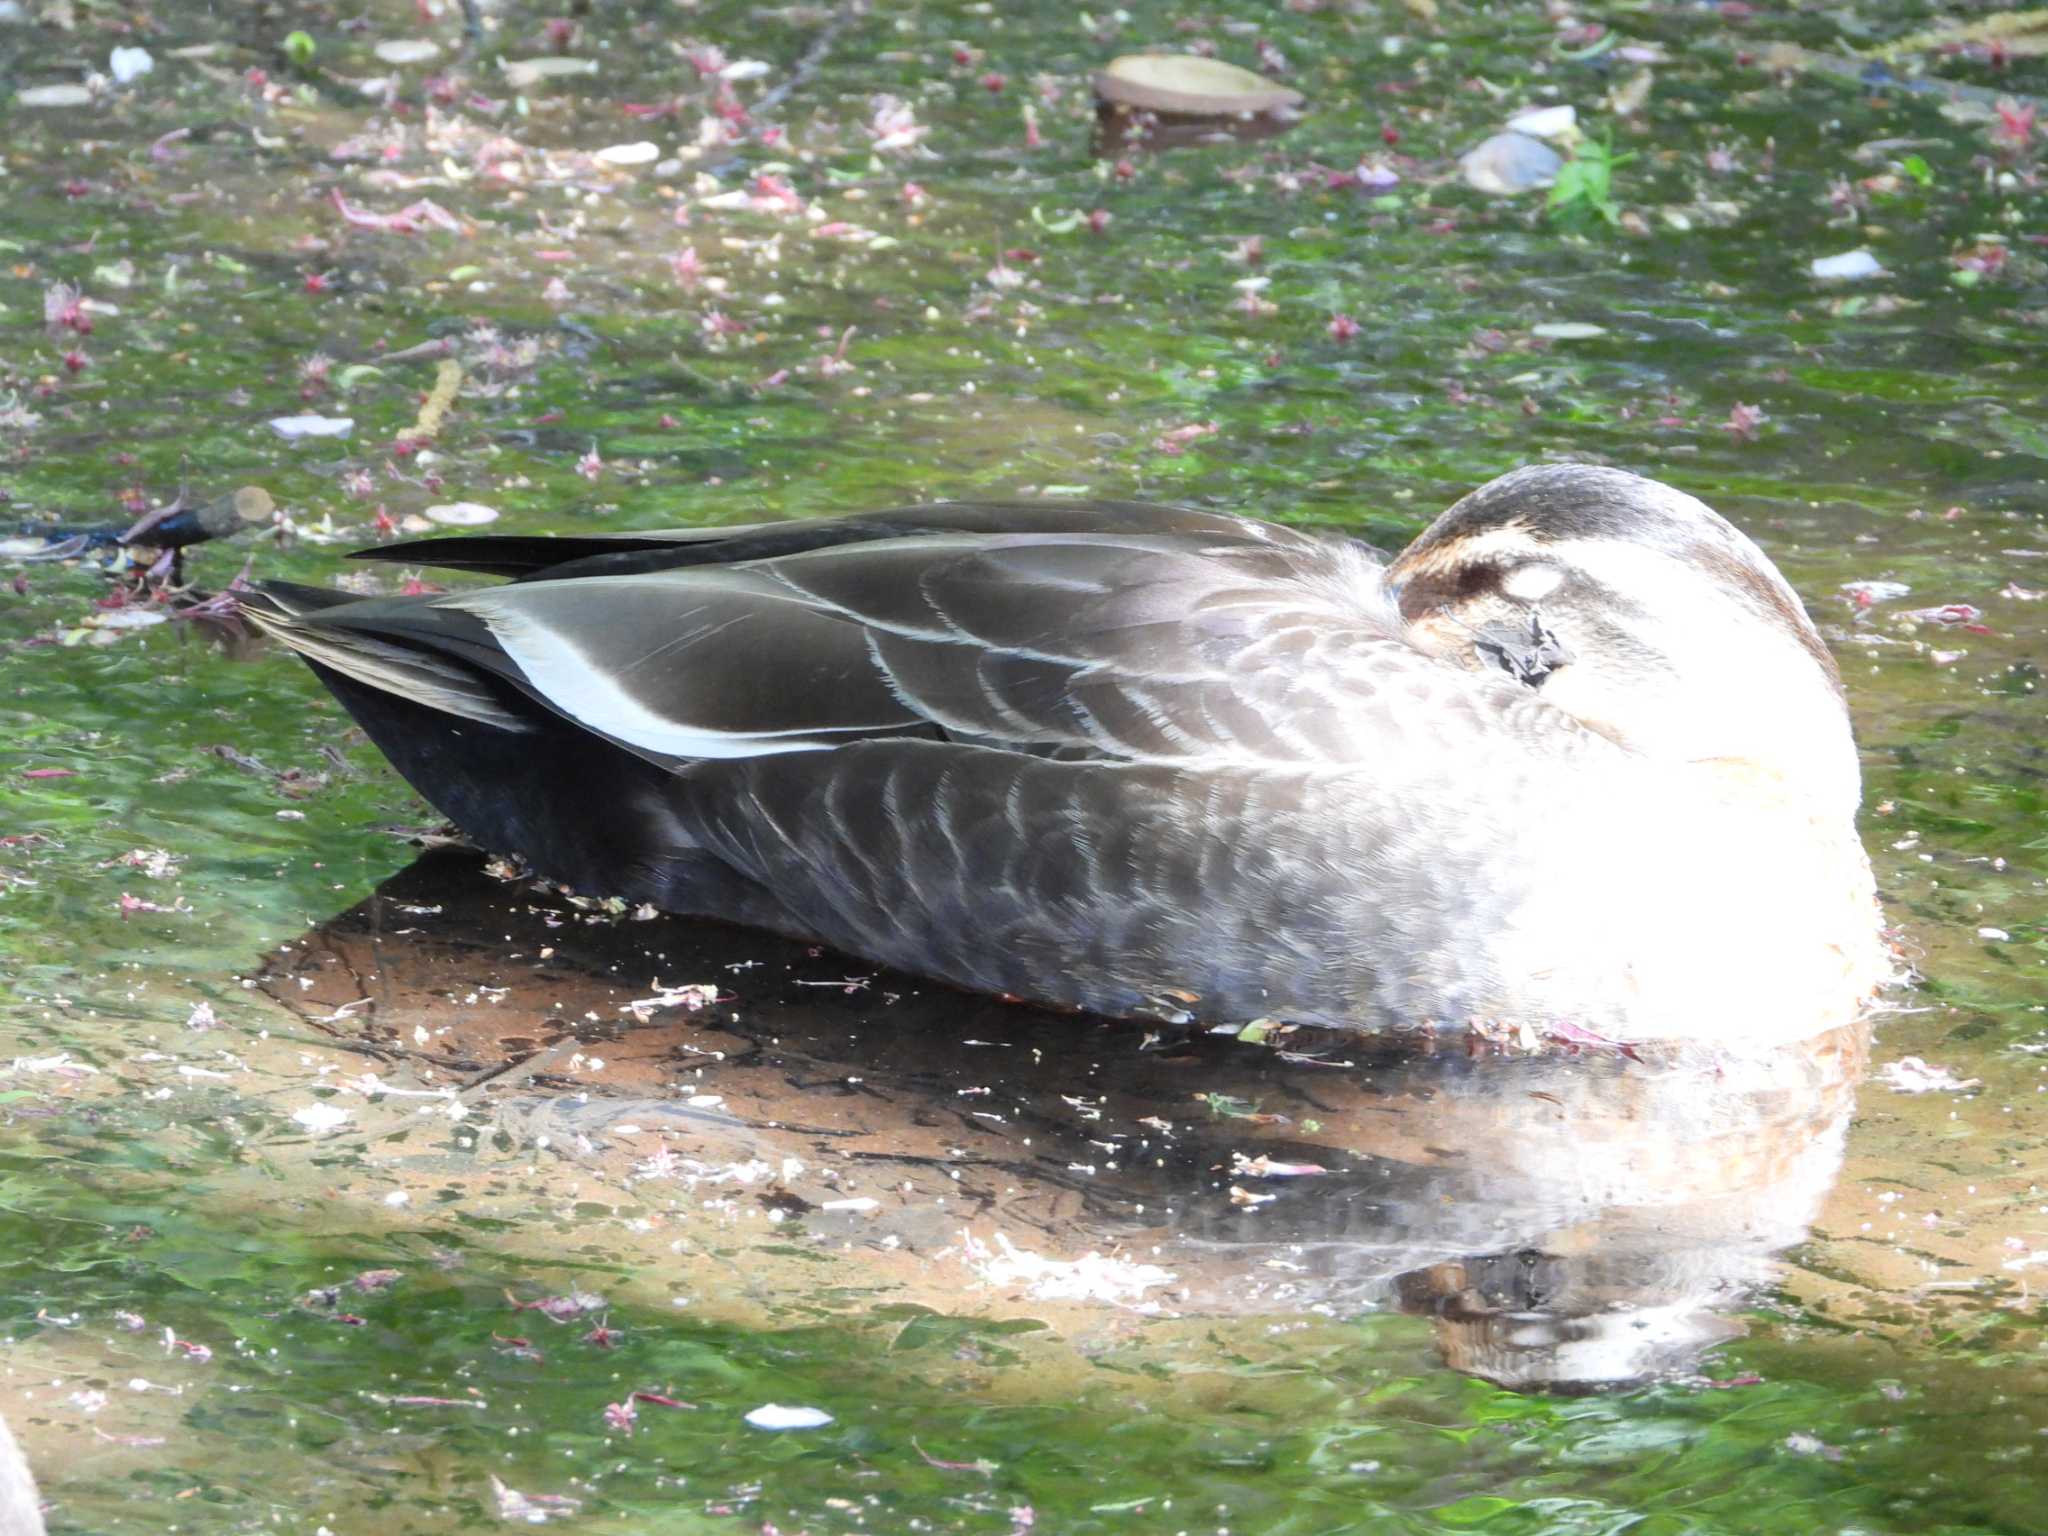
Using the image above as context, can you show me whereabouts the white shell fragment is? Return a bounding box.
[16,83,93,107]
[1876,1056,1981,1094]
[1505,103,1577,140]
[424,502,501,526]
[373,39,442,65]
[268,414,356,440]
[1811,249,1884,281]
[85,608,168,630]
[744,1403,834,1431]
[291,1103,352,1133]
[500,56,600,88]
[593,141,661,166]
[109,47,154,84]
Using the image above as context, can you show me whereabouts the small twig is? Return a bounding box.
[753,0,863,117]
[281,1028,487,1074]
[459,1040,575,1100]
[379,337,459,365]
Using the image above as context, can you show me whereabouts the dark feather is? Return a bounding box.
[351,499,1287,581]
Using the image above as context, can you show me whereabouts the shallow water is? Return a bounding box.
[2,0,2046,1531]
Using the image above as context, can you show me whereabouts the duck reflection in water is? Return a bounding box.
[264,851,1867,1396]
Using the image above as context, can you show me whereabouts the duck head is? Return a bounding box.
[1390,464,1859,813]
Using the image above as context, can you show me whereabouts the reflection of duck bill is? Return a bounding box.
[1417,1297,1747,1396]
[1164,1022,1863,1389]
[1395,1248,1773,1393]
[240,464,1887,1045]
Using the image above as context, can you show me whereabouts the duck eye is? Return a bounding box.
[1500,562,1565,603]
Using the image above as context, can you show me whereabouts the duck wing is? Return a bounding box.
[248,509,1614,1025]
[279,518,1468,771]
[349,498,1283,581]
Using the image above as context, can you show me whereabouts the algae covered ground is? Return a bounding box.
[3,0,2048,1531]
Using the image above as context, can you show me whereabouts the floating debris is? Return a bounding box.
[330,189,462,235]
[962,1230,1174,1305]
[16,83,93,108]
[744,1403,834,1431]
[1894,602,1984,627]
[1093,54,1304,116]
[77,608,167,635]
[372,39,441,66]
[109,47,153,84]
[269,414,355,440]
[1877,1057,1982,1094]
[1874,10,2048,62]
[1505,103,1577,141]
[1811,249,1884,280]
[1460,132,1563,195]
[290,1103,352,1133]
[424,502,500,527]
[490,1475,580,1523]
[1093,54,1304,155]
[500,56,600,89]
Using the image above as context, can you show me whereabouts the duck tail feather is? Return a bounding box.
[241,583,533,733]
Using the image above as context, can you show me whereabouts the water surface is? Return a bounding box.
[3,0,2046,1531]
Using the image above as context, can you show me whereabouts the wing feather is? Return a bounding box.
[356,497,1302,579]
[273,504,1591,772]
[415,528,1536,767]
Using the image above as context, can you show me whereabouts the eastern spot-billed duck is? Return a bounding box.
[241,463,1888,1043]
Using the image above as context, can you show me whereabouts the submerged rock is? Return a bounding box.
[1093,52,1305,157]
[1093,53,1304,116]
